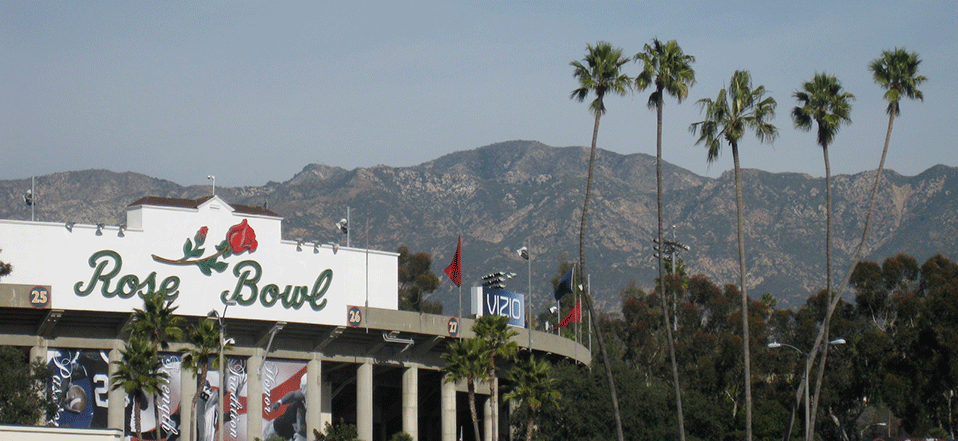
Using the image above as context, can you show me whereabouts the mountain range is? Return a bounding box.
[2,140,955,311]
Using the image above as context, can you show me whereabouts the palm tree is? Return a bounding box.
[111,335,169,441]
[634,37,695,441]
[569,41,630,441]
[441,338,491,441]
[181,319,223,441]
[473,315,519,441]
[503,356,560,441]
[800,50,926,441]
[689,70,777,441]
[129,291,185,352]
[127,291,184,440]
[792,72,854,441]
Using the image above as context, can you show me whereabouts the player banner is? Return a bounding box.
[260,359,308,441]
[198,356,249,441]
[47,348,111,429]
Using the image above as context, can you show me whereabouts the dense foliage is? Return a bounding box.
[397,245,442,313]
[0,346,54,425]
[527,253,958,441]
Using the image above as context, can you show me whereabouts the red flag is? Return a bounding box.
[444,236,462,287]
[557,301,581,328]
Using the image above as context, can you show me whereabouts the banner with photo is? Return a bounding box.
[197,356,249,441]
[120,353,183,441]
[46,348,111,428]
[260,359,308,441]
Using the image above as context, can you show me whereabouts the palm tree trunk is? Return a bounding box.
[191,366,209,441]
[136,395,144,441]
[578,107,625,441]
[803,109,897,441]
[525,410,535,441]
[808,146,833,441]
[468,384,481,441]
[656,95,686,441]
[732,142,753,441]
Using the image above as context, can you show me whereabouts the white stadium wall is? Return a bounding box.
[0,196,589,441]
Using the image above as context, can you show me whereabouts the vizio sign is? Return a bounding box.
[479,287,525,327]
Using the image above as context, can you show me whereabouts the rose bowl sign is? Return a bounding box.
[0,196,398,326]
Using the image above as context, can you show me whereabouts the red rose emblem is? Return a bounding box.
[226,219,257,254]
[198,226,209,242]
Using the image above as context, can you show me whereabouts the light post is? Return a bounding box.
[860,422,887,441]
[517,245,531,342]
[768,338,846,441]
[208,300,237,441]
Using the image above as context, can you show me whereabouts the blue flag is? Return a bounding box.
[554,267,574,301]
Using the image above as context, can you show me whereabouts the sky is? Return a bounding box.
[2,1,956,188]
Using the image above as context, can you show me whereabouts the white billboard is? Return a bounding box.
[0,196,398,326]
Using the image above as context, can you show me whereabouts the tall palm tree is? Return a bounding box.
[792,72,854,441]
[442,338,490,441]
[569,41,630,441]
[181,319,223,441]
[689,70,777,441]
[503,356,560,441]
[472,315,518,441]
[127,291,184,440]
[634,37,695,441]
[800,48,927,441]
[111,336,169,441]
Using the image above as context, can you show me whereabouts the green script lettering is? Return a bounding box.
[309,270,332,311]
[224,260,260,306]
[74,250,180,301]
[224,260,332,311]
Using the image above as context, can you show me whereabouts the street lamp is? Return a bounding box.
[860,422,887,441]
[208,299,237,441]
[768,338,846,441]
[517,245,532,347]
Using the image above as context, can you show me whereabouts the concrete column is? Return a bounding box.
[108,346,125,432]
[307,357,322,438]
[357,362,373,441]
[402,366,418,440]
[320,380,332,431]
[440,375,456,441]
[180,358,197,441]
[29,340,46,363]
[247,352,263,440]
[319,381,333,432]
[30,341,47,426]
[483,398,493,441]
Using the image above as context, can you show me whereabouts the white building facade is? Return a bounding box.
[0,196,589,441]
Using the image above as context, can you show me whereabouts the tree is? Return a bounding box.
[127,291,184,440]
[473,315,519,441]
[504,355,560,441]
[442,337,491,441]
[569,41,631,441]
[0,346,54,425]
[690,69,778,441]
[397,246,442,313]
[181,319,226,441]
[802,50,926,441]
[0,247,11,279]
[792,72,854,441]
[129,291,185,353]
[111,335,169,441]
[634,37,696,441]
[314,418,360,441]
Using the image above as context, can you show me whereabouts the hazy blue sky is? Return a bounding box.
[3,1,955,187]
